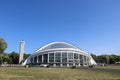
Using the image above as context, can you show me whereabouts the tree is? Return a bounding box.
[0,53,9,64]
[0,38,7,54]
[109,57,115,64]
[98,55,108,64]
[91,54,98,63]
[9,51,19,64]
[24,53,30,60]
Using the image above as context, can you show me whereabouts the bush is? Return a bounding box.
[89,65,93,68]
[71,65,76,69]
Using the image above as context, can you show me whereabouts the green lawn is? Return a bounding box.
[95,65,120,69]
[0,67,120,80]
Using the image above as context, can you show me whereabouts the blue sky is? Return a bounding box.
[0,0,120,55]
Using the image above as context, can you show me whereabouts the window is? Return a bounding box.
[38,55,42,63]
[79,54,83,63]
[74,59,79,63]
[34,56,37,63]
[68,53,73,63]
[69,60,73,62]
[74,53,79,63]
[68,53,73,59]
[43,54,48,63]
[49,53,54,62]
[79,54,83,59]
[74,53,78,59]
[62,52,67,62]
[31,58,33,63]
[41,42,77,51]
[55,53,61,62]
[84,56,86,63]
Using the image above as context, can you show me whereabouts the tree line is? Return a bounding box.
[0,51,30,64]
[91,54,120,64]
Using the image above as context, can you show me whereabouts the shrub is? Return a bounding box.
[71,65,76,69]
[89,65,93,68]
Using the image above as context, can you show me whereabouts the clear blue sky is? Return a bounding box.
[0,0,120,55]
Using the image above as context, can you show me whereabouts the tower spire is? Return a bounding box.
[19,40,25,64]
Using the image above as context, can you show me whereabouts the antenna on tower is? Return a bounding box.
[19,40,25,64]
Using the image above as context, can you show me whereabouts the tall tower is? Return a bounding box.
[19,40,25,64]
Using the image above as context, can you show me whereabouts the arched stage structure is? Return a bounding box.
[23,42,96,67]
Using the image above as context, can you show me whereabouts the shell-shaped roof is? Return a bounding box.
[36,42,80,52]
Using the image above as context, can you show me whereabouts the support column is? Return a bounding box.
[54,53,56,67]
[67,64,69,67]
[53,64,56,67]
[42,55,43,63]
[78,63,80,67]
[60,52,62,67]
[60,64,63,67]
[67,52,69,67]
[73,53,75,66]
[37,55,38,63]
[78,54,80,67]
[82,55,84,66]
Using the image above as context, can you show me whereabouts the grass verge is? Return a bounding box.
[0,67,120,80]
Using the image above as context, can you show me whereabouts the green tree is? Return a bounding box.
[24,53,30,60]
[109,57,115,64]
[98,55,108,64]
[9,51,19,64]
[0,53,9,64]
[109,54,120,64]
[114,55,120,62]
[91,54,98,63]
[0,38,7,54]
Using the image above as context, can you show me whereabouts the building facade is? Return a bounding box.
[23,42,96,67]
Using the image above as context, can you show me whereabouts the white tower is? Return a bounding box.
[19,40,25,64]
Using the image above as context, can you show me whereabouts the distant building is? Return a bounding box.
[19,40,25,64]
[23,42,96,67]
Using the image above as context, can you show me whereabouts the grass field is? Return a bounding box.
[0,67,120,80]
[95,65,120,69]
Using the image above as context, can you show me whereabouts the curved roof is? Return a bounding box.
[35,42,80,52]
